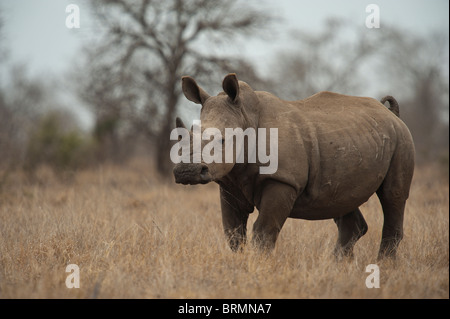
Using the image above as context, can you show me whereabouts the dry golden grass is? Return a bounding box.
[0,159,448,299]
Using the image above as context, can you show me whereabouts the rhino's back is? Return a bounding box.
[256,91,414,219]
[258,90,401,129]
[299,91,394,119]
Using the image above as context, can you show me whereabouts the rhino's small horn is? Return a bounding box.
[176,117,187,129]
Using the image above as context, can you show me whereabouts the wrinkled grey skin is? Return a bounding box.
[173,73,415,259]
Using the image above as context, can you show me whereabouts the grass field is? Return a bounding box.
[0,159,448,298]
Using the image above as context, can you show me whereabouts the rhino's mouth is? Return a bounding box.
[173,163,212,185]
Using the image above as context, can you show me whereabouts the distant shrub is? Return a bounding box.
[24,112,94,174]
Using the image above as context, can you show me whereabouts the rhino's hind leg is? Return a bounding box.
[333,208,368,259]
[376,191,406,259]
[376,149,413,259]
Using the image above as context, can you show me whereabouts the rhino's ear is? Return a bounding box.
[175,117,187,129]
[222,73,239,103]
[182,76,210,105]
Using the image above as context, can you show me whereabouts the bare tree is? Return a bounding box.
[377,28,449,162]
[0,65,45,167]
[82,0,273,175]
[268,19,448,163]
[270,19,380,100]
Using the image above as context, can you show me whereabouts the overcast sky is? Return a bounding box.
[0,0,448,127]
[1,0,448,77]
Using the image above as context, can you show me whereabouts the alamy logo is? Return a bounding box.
[365,264,380,288]
[65,4,80,29]
[170,120,278,174]
[365,4,380,29]
[65,264,80,288]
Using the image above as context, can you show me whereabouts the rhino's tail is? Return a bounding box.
[380,96,400,117]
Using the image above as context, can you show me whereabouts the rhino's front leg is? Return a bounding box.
[220,186,252,252]
[252,181,297,251]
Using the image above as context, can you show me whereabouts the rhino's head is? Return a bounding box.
[173,73,259,185]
